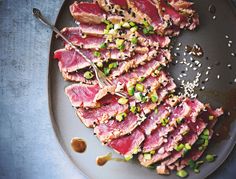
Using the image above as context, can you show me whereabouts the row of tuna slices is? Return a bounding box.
[70,0,199,36]
[53,0,224,176]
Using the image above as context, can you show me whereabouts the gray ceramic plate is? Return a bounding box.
[48,0,236,178]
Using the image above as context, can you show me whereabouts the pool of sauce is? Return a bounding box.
[71,138,87,153]
[96,153,125,166]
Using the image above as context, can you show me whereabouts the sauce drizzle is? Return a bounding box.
[71,137,87,153]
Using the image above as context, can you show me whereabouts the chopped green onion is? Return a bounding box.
[127,86,135,96]
[203,129,209,136]
[130,106,137,114]
[160,118,169,126]
[150,91,158,103]
[147,25,154,32]
[106,23,114,30]
[150,150,155,155]
[118,44,125,51]
[116,112,127,122]
[143,28,149,35]
[133,147,139,154]
[83,71,94,80]
[200,134,209,140]
[176,169,188,178]
[175,143,185,152]
[130,26,138,32]
[154,108,159,114]
[157,66,162,71]
[134,92,143,102]
[139,77,146,82]
[194,168,200,173]
[143,20,149,27]
[198,146,204,151]
[129,21,136,27]
[203,139,209,147]
[196,138,205,145]
[116,39,124,47]
[100,43,107,49]
[135,83,144,92]
[103,67,110,76]
[118,97,128,105]
[176,118,183,124]
[208,115,214,120]
[96,61,103,68]
[205,154,216,162]
[122,22,131,28]
[184,143,191,150]
[131,37,138,44]
[144,153,152,160]
[124,155,133,161]
[102,19,110,25]
[103,29,109,34]
[188,160,195,169]
[108,62,118,69]
[93,51,101,57]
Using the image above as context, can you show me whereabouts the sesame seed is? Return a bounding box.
[229,40,232,43]
[231,52,236,57]
[193,67,197,71]
[227,64,232,69]
[212,15,216,19]
[206,71,209,75]
[207,66,212,70]
[225,35,229,39]
[205,78,209,82]
[177,42,182,47]
[234,78,236,83]
[176,47,180,51]
[217,75,220,79]
[200,86,205,91]
[228,43,231,47]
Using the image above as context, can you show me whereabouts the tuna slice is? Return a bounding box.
[77,95,129,128]
[70,1,106,24]
[54,48,131,72]
[65,83,116,108]
[62,71,97,84]
[108,128,145,157]
[127,0,167,34]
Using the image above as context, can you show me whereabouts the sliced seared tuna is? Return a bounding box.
[54,48,131,72]
[65,83,116,108]
[70,1,106,24]
[108,128,144,157]
[127,0,167,34]
[77,95,129,127]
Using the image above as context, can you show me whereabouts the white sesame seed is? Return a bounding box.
[175,60,179,63]
[212,15,216,19]
[217,75,220,79]
[189,64,193,68]
[207,66,212,70]
[231,52,236,57]
[229,40,232,43]
[183,73,187,77]
[201,86,205,90]
[227,64,232,68]
[205,78,209,82]
[198,63,202,67]
[206,71,209,75]
[179,74,183,78]
[225,35,229,39]
[193,67,197,71]
[185,67,188,71]
[228,43,232,47]
[176,47,180,51]
[177,77,181,81]
[183,52,186,56]
[177,42,182,47]
[234,78,236,83]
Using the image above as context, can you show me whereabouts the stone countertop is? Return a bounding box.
[0,0,235,179]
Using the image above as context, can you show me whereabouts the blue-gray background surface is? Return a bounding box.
[0,0,235,179]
